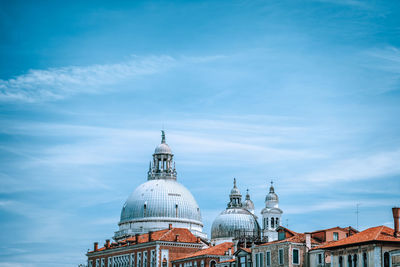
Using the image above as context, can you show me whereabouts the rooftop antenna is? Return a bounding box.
[356,203,360,230]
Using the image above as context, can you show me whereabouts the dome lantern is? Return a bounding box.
[244,189,255,214]
[148,131,177,180]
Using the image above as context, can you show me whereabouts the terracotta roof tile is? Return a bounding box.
[316,225,400,249]
[256,233,320,247]
[174,242,234,260]
[241,248,251,253]
[89,227,199,253]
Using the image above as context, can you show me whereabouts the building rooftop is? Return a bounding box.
[256,232,320,247]
[89,227,200,253]
[315,225,400,250]
[174,242,234,261]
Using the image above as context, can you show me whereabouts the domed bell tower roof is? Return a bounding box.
[265,181,279,208]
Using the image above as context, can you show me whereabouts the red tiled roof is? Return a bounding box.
[256,233,320,247]
[241,248,251,253]
[310,226,358,234]
[174,242,234,260]
[316,226,400,249]
[89,227,199,253]
[277,226,298,236]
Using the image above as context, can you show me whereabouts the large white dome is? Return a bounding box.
[114,132,207,240]
[120,179,202,223]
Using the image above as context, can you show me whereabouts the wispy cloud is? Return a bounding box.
[0,54,228,103]
[285,198,396,215]
[0,55,176,102]
[303,149,400,183]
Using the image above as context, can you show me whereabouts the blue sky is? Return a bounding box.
[1,0,400,266]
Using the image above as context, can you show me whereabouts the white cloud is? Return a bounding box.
[0,55,176,102]
[285,198,396,215]
[303,149,400,183]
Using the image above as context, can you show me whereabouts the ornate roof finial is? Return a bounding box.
[233,178,237,188]
[246,189,250,200]
[161,130,166,144]
[269,180,275,193]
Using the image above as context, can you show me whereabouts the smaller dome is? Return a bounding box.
[266,192,278,202]
[154,130,172,154]
[154,143,172,154]
[266,184,278,202]
[230,178,241,195]
[211,208,260,239]
[230,187,240,195]
[244,189,255,213]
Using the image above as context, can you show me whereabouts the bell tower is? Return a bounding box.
[261,181,283,242]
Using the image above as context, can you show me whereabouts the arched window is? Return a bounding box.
[348,255,352,267]
[353,254,357,267]
[276,218,279,226]
[384,252,390,267]
[362,253,367,267]
[271,218,274,228]
[210,260,216,267]
[339,256,343,267]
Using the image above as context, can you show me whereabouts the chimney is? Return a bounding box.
[196,237,201,243]
[105,239,110,249]
[393,207,400,237]
[94,242,98,252]
[135,234,140,243]
[305,233,311,250]
[169,223,172,230]
[175,234,180,242]
[149,231,153,242]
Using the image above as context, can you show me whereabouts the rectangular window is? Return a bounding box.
[278,231,286,240]
[201,260,204,267]
[89,260,93,267]
[260,253,264,267]
[292,249,299,265]
[256,253,260,267]
[278,249,284,265]
[240,256,246,267]
[318,253,323,265]
[96,259,99,267]
[195,261,197,267]
[108,257,112,267]
[137,252,142,267]
[143,251,148,267]
[101,258,105,267]
[333,232,339,241]
[266,251,271,267]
